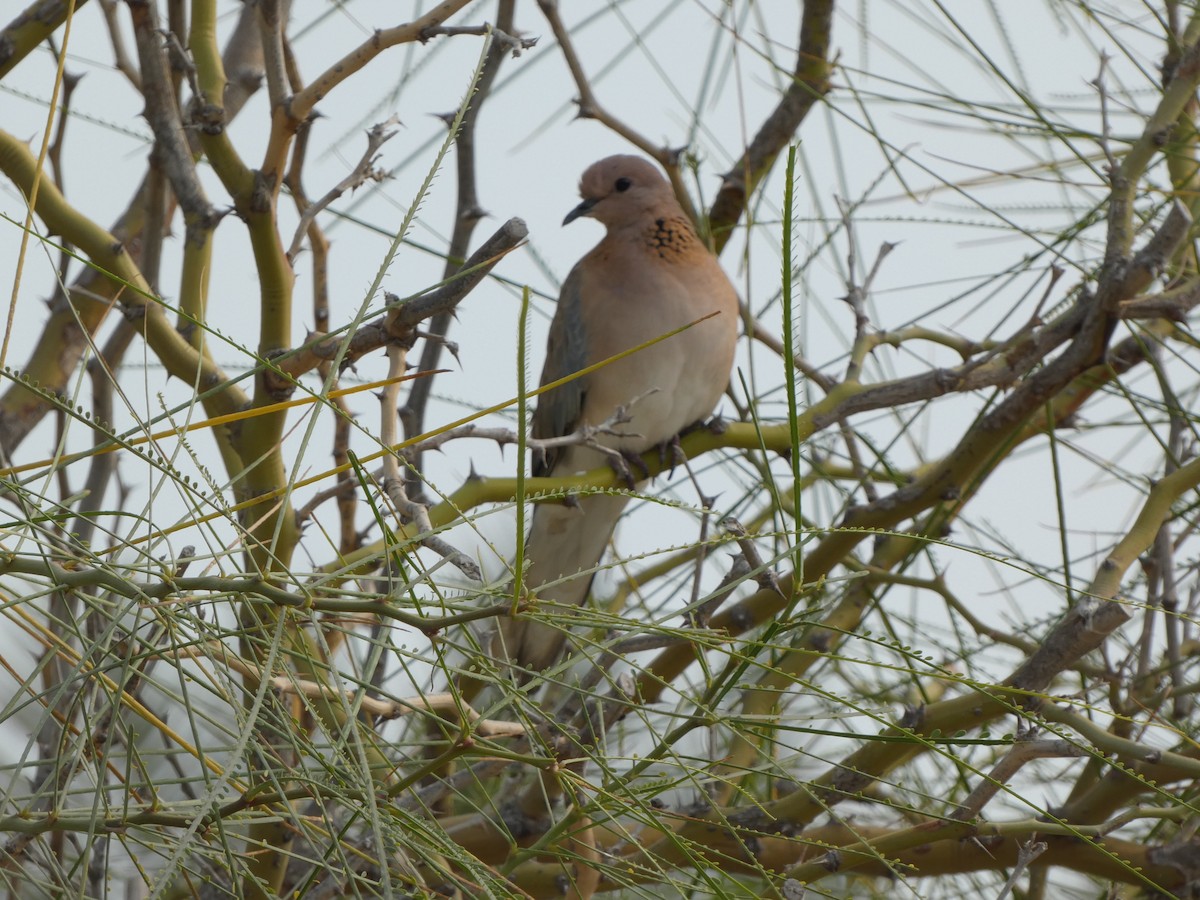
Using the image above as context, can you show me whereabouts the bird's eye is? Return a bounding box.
[614,177,632,192]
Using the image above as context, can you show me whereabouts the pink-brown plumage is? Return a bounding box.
[498,156,739,671]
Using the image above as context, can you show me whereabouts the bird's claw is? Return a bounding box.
[607,448,648,488]
[657,434,688,476]
[624,448,651,480]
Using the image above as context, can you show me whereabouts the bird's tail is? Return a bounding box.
[495,492,631,672]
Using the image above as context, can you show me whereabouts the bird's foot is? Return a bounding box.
[656,434,687,475]
[623,447,651,479]
[607,447,649,488]
[592,445,649,488]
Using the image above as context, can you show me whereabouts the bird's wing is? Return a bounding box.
[531,263,589,477]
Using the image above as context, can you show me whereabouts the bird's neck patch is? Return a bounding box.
[645,215,700,261]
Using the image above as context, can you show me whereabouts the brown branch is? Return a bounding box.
[68,320,136,548]
[394,219,529,327]
[535,0,696,225]
[951,733,1087,821]
[126,0,216,241]
[534,0,661,161]
[1118,276,1200,319]
[287,0,473,123]
[419,22,536,55]
[770,823,1191,891]
[401,0,517,496]
[0,0,93,80]
[708,0,836,252]
[717,517,785,604]
[97,0,141,88]
[45,60,81,298]
[281,35,356,556]
[407,402,641,460]
[285,117,398,262]
[745,300,835,392]
[274,217,527,382]
[45,67,80,198]
[699,211,1173,785]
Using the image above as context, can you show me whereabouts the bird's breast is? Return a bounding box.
[576,264,735,450]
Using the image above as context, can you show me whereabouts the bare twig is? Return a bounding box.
[287,0,474,123]
[425,393,647,459]
[401,1,517,496]
[276,217,527,381]
[379,343,481,581]
[286,117,399,262]
[45,56,82,317]
[419,22,537,56]
[708,0,836,252]
[1119,278,1200,319]
[280,40,360,555]
[159,26,201,102]
[126,0,216,238]
[1091,51,1117,172]
[98,0,140,88]
[45,68,81,199]
[745,302,835,392]
[391,218,529,328]
[68,320,137,548]
[1122,199,1193,294]
[719,518,785,600]
[535,0,695,223]
[995,839,1049,900]
[952,731,1086,820]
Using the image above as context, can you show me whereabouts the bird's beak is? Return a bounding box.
[563,197,597,225]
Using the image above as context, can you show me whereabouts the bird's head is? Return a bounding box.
[563,155,676,228]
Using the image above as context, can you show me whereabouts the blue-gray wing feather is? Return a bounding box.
[531,264,588,477]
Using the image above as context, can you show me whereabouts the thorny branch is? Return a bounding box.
[8,2,1200,897]
[274,217,527,383]
[296,391,647,526]
[401,0,518,495]
[536,0,697,224]
[708,0,835,251]
[380,340,481,581]
[419,23,537,56]
[285,116,399,262]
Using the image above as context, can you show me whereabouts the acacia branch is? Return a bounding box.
[0,0,92,80]
[285,116,398,263]
[535,0,696,225]
[0,0,268,455]
[708,0,836,252]
[127,0,217,240]
[401,0,517,495]
[287,0,473,123]
[380,341,481,582]
[274,217,527,381]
